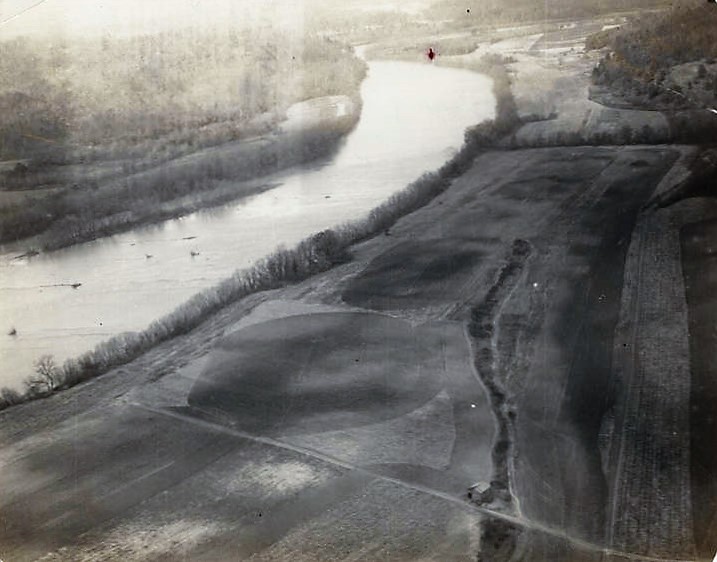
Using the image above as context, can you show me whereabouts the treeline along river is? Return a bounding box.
[0,60,495,390]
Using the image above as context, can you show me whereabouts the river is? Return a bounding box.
[0,60,495,390]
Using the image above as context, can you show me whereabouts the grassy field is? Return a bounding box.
[189,312,446,435]
[342,238,488,310]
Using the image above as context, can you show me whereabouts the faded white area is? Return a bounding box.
[0,0,303,37]
[281,95,355,133]
[0,0,430,37]
[222,459,334,498]
[480,33,544,55]
[225,299,358,335]
[36,519,223,561]
[246,479,483,562]
[285,390,456,469]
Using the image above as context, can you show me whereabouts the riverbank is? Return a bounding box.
[0,58,496,402]
[0,27,368,253]
[0,64,512,409]
[1,95,362,254]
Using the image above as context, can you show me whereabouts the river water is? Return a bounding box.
[0,60,495,390]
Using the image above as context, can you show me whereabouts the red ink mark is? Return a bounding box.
[426,47,436,61]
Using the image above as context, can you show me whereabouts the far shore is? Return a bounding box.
[1,94,362,256]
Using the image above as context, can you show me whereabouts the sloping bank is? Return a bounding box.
[0,62,520,411]
[4,96,364,254]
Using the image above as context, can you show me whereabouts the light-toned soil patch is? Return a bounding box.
[246,479,484,562]
[285,390,456,470]
[223,459,335,498]
[281,95,356,134]
[36,518,224,562]
[225,299,356,335]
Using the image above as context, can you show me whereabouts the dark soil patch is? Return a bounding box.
[478,518,521,562]
[498,179,565,201]
[550,149,678,541]
[188,312,447,435]
[681,218,717,557]
[491,149,616,204]
[0,407,239,558]
[342,238,486,310]
[654,148,717,210]
[567,241,599,258]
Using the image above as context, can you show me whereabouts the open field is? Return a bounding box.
[2,138,709,560]
[190,312,456,436]
[439,20,675,147]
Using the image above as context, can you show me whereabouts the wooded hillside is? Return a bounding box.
[591,2,717,105]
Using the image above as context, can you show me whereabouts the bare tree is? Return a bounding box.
[27,354,61,395]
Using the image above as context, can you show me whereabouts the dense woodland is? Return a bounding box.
[0,29,365,163]
[0,28,366,247]
[425,0,671,26]
[591,2,717,108]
